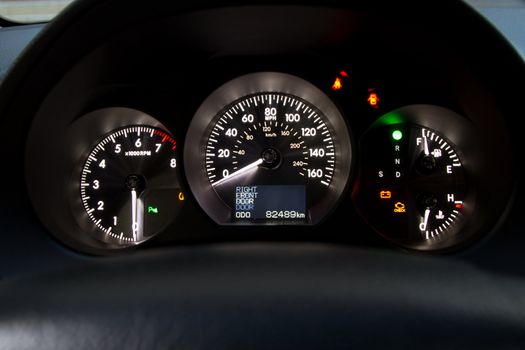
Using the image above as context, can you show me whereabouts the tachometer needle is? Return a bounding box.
[131,189,138,240]
[212,158,263,187]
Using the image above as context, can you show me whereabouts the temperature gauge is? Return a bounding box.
[354,113,471,251]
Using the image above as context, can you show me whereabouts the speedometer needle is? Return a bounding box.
[212,159,263,187]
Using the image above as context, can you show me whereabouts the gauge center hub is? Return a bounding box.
[261,148,281,169]
[125,174,146,192]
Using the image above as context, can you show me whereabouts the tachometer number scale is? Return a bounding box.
[80,126,183,245]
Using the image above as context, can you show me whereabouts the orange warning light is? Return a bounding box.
[380,191,392,199]
[393,202,406,213]
[178,192,185,201]
[368,92,380,108]
[332,77,343,91]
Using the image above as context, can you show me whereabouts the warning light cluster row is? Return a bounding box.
[330,70,380,109]
[379,190,406,213]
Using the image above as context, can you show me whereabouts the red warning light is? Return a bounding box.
[368,92,380,108]
[455,203,463,209]
[332,77,343,91]
[339,70,349,78]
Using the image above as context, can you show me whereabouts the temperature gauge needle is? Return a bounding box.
[212,159,263,187]
[419,208,431,234]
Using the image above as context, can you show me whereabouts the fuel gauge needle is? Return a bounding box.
[422,129,430,155]
[212,158,263,187]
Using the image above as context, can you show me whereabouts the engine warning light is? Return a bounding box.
[332,77,343,91]
[393,202,406,213]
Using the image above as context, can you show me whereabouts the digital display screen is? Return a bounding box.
[234,185,306,221]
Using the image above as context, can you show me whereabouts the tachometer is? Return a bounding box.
[185,72,352,225]
[80,125,184,245]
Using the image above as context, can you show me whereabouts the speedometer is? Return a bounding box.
[185,72,352,225]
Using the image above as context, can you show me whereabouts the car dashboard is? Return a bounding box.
[1,0,525,348]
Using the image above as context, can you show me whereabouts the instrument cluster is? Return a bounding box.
[23,6,514,254]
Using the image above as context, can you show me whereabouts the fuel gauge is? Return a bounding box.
[354,107,472,251]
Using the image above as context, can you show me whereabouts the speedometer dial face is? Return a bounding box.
[185,72,352,225]
[207,93,335,220]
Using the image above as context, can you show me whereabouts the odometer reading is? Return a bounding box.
[185,72,352,225]
[80,126,184,245]
[234,185,306,220]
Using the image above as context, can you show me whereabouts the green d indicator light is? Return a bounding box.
[392,130,403,141]
[148,206,159,214]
